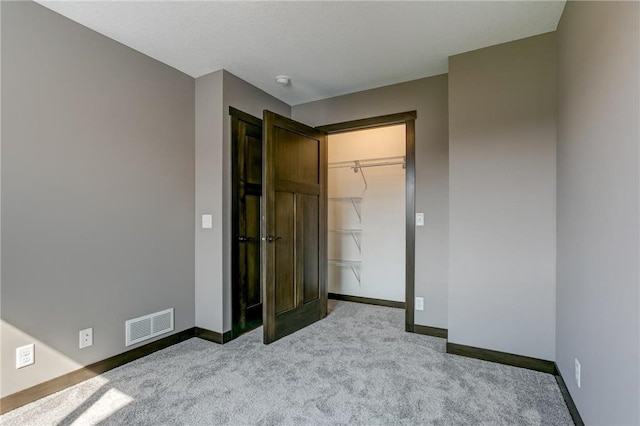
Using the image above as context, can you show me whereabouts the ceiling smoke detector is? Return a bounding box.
[275,75,290,86]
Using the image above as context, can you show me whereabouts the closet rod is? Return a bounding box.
[328,155,405,170]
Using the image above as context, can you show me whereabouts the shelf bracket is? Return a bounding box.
[350,231,361,253]
[329,260,362,285]
[350,197,362,223]
[352,161,368,196]
[350,265,361,285]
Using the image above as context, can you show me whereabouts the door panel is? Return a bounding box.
[263,110,327,343]
[245,194,261,308]
[246,134,262,185]
[299,194,320,303]
[274,127,320,185]
[274,191,295,314]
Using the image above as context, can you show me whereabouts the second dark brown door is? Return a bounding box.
[231,108,263,337]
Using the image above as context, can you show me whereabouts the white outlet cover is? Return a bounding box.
[416,213,425,226]
[202,214,213,229]
[415,297,424,311]
[16,344,34,369]
[80,328,93,349]
[575,358,581,388]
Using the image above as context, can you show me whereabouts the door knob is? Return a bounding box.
[265,235,282,243]
[238,236,255,243]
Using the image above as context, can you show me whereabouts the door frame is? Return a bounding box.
[317,111,417,332]
[229,106,264,339]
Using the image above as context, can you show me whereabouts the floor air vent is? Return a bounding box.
[125,308,174,346]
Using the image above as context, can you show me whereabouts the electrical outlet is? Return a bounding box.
[79,328,93,349]
[575,358,581,388]
[16,344,34,369]
[415,297,424,311]
[416,213,425,227]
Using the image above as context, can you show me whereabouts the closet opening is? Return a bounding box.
[327,125,406,308]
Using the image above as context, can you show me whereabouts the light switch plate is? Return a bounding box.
[202,214,212,229]
[416,213,425,226]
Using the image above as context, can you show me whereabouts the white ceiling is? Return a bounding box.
[37,1,566,106]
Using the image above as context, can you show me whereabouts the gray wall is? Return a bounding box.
[448,33,557,360]
[556,2,640,424]
[293,75,449,328]
[1,2,195,397]
[194,70,289,333]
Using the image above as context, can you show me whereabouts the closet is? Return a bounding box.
[327,125,406,304]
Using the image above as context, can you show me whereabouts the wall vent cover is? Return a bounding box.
[125,308,174,346]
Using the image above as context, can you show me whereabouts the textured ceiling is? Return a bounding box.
[37,1,566,105]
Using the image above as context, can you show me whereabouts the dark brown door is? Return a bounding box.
[231,108,263,337]
[262,111,327,344]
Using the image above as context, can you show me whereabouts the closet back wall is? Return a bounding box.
[328,125,406,302]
